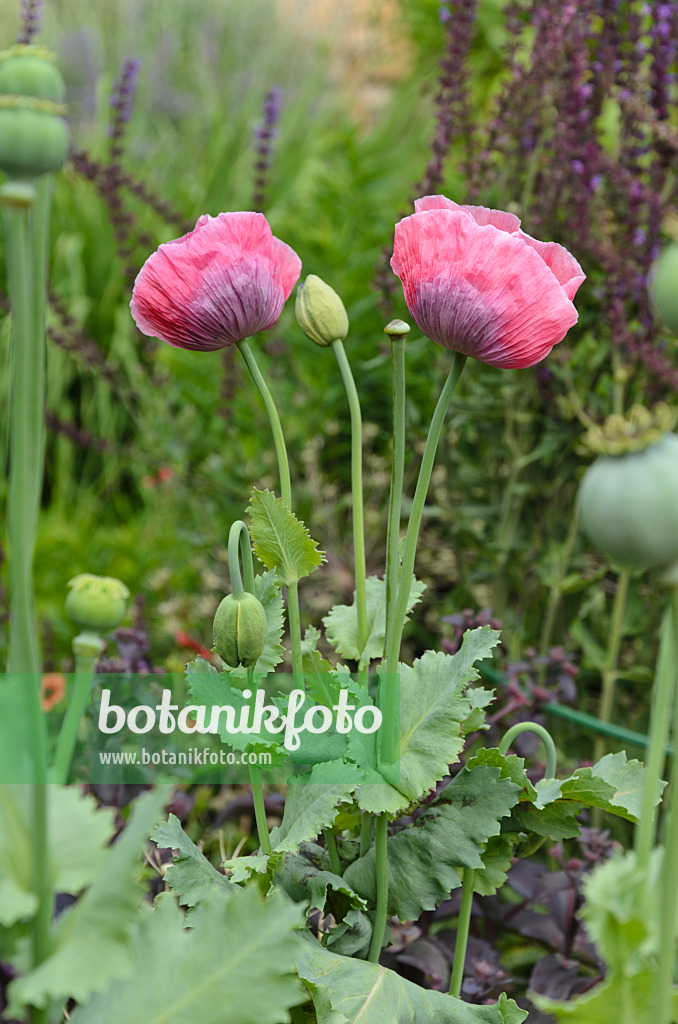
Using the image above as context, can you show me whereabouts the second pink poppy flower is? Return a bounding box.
[391,195,585,369]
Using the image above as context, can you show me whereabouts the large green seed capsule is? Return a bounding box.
[0,47,69,178]
[578,433,678,570]
[66,574,130,632]
[0,107,69,177]
[0,54,65,102]
[213,592,267,668]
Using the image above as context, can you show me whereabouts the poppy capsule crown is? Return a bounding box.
[391,195,585,369]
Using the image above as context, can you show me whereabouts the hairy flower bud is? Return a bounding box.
[0,46,69,178]
[295,274,349,348]
[213,592,267,668]
[66,574,130,632]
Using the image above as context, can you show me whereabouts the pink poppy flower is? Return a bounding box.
[130,212,301,351]
[391,195,585,369]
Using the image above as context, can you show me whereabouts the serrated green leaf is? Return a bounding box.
[344,763,519,920]
[473,835,516,896]
[301,626,341,707]
[0,785,115,928]
[269,761,365,854]
[69,887,305,1024]
[531,968,678,1023]
[222,854,270,884]
[394,629,501,802]
[278,845,367,921]
[297,936,527,1023]
[467,748,538,799]
[248,488,324,585]
[462,687,496,734]
[325,907,373,958]
[8,789,166,1014]
[151,813,232,907]
[322,575,425,664]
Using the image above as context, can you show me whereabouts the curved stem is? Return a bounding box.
[449,868,476,997]
[236,339,303,684]
[499,722,558,778]
[635,602,677,871]
[384,336,406,664]
[331,340,368,679]
[654,588,678,1024]
[237,339,292,509]
[228,521,256,596]
[51,633,104,784]
[594,568,631,764]
[367,815,389,963]
[379,354,467,764]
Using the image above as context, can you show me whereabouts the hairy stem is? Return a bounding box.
[367,815,389,963]
[384,336,406,663]
[499,721,558,778]
[449,868,476,998]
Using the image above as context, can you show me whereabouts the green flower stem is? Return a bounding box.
[51,632,104,784]
[331,340,368,680]
[247,642,271,856]
[228,521,256,596]
[324,827,342,876]
[359,812,373,858]
[236,339,304,685]
[499,722,558,778]
[593,568,631,765]
[654,588,678,1024]
[3,188,42,676]
[635,602,676,870]
[367,814,389,963]
[237,339,292,507]
[384,336,406,664]
[380,353,468,764]
[248,765,272,856]
[449,868,476,998]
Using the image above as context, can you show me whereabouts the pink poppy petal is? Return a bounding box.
[414,195,521,233]
[130,211,301,351]
[514,231,586,301]
[392,208,579,369]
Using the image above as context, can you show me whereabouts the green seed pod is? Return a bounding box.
[213,592,267,668]
[0,46,69,178]
[650,243,678,333]
[295,274,349,348]
[0,51,66,102]
[66,574,130,632]
[578,408,678,570]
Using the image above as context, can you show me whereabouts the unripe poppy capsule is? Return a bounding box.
[66,574,130,632]
[0,46,69,179]
[213,592,267,668]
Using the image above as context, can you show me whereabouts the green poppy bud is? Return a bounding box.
[213,592,267,668]
[650,243,678,333]
[0,46,69,179]
[66,574,130,632]
[295,274,349,348]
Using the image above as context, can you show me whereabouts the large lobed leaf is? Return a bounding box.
[152,813,232,908]
[0,785,115,928]
[248,488,324,585]
[70,887,305,1024]
[344,762,520,920]
[269,761,366,854]
[323,575,425,665]
[297,936,527,1023]
[7,789,166,1015]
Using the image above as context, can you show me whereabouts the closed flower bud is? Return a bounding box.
[213,592,267,668]
[66,574,130,632]
[0,46,69,179]
[649,244,678,333]
[295,274,349,348]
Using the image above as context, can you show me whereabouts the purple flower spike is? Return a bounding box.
[15,0,43,44]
